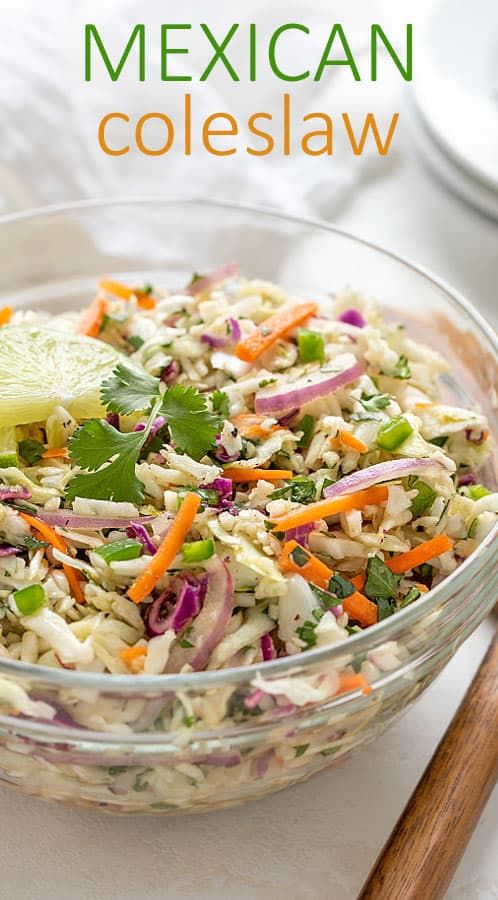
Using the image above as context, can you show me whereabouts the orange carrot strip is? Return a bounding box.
[279,540,334,590]
[337,673,373,696]
[336,430,369,454]
[99,279,156,310]
[342,593,378,627]
[41,448,69,459]
[270,486,388,533]
[413,582,429,593]
[19,513,85,604]
[0,306,12,326]
[351,572,366,591]
[235,302,317,363]
[76,295,107,338]
[231,414,281,441]
[223,468,293,483]
[128,492,201,603]
[279,541,375,626]
[387,534,453,575]
[120,645,147,664]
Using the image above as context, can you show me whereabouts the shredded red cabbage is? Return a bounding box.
[106,413,120,430]
[338,308,366,328]
[261,634,276,661]
[200,334,227,349]
[215,434,239,463]
[127,522,157,555]
[0,545,20,557]
[227,317,241,343]
[160,360,180,384]
[0,486,31,502]
[458,472,477,486]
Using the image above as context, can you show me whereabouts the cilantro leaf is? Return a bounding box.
[101,363,160,415]
[327,574,356,599]
[400,587,421,608]
[376,596,395,620]
[391,355,411,380]
[350,411,382,423]
[270,476,316,504]
[66,420,147,503]
[360,393,392,411]
[161,385,220,461]
[364,556,400,604]
[211,389,230,420]
[18,439,44,465]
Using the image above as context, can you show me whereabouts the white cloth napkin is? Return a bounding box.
[0,0,416,217]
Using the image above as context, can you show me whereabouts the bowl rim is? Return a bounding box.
[0,194,496,691]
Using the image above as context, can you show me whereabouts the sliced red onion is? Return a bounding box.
[255,360,365,415]
[0,545,20,557]
[200,333,227,349]
[465,428,487,446]
[324,458,446,499]
[106,413,120,430]
[160,360,180,384]
[250,748,275,780]
[0,486,31,502]
[458,472,477,487]
[127,522,157,555]
[185,262,239,296]
[261,634,276,662]
[284,522,315,545]
[143,589,176,637]
[338,308,366,328]
[169,575,207,634]
[35,511,155,529]
[227,317,241,343]
[166,557,233,672]
[278,408,299,427]
[195,751,241,768]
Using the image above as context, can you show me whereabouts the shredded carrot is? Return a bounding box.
[120,645,147,664]
[270,486,388,533]
[41,448,69,459]
[128,492,201,603]
[337,673,373,696]
[19,513,85,604]
[279,540,334,590]
[387,534,453,575]
[0,306,12,326]
[351,572,366,591]
[332,430,369,454]
[223,468,293,483]
[413,582,429,593]
[342,593,378,627]
[76,295,107,338]
[231,414,281,441]
[235,302,317,363]
[99,279,156,310]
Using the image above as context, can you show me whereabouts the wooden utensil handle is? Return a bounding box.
[358,633,498,900]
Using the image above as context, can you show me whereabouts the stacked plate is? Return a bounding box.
[409,0,498,220]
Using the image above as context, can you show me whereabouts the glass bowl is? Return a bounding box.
[0,198,496,815]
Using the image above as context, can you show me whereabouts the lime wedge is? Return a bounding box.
[0,325,124,428]
[0,426,18,467]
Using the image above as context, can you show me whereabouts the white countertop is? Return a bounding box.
[1,2,497,896]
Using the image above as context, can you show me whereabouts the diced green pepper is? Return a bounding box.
[13,583,46,616]
[182,538,215,563]
[298,330,325,365]
[297,414,315,450]
[468,485,490,500]
[377,416,413,451]
[95,539,142,563]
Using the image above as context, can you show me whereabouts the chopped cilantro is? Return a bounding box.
[327,574,355,600]
[409,479,437,518]
[360,393,392,411]
[296,620,318,648]
[391,355,411,379]
[258,378,277,388]
[24,535,49,551]
[128,335,145,351]
[211,389,230,419]
[400,587,421,608]
[364,556,400,604]
[107,766,128,776]
[183,715,195,728]
[294,744,309,757]
[101,363,160,415]
[290,546,310,568]
[429,435,448,447]
[270,476,316,504]
[376,596,395,620]
[18,439,44,465]
[310,584,338,609]
[350,411,382,423]
[297,415,315,450]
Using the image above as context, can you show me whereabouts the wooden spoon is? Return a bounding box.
[358,632,498,900]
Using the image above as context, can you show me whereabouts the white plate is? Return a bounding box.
[413,0,498,193]
[407,96,498,221]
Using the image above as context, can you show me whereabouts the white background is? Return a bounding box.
[0,1,496,897]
